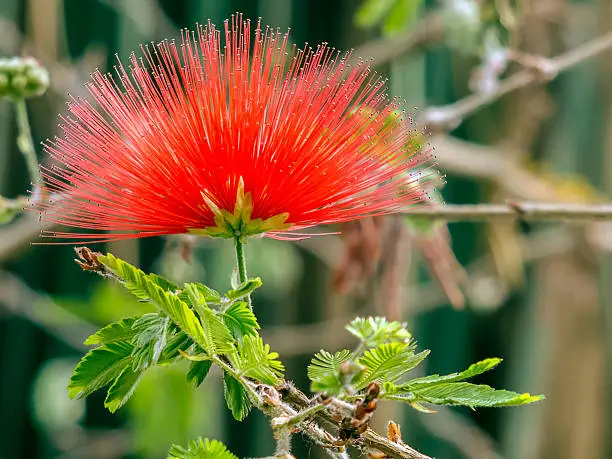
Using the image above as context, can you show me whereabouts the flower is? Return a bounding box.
[38,15,436,242]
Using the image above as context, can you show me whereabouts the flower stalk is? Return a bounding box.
[14,98,42,193]
[234,236,252,309]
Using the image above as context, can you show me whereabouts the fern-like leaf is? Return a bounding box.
[222,301,260,338]
[307,349,356,395]
[229,335,284,385]
[356,342,428,390]
[346,317,412,348]
[68,341,133,399]
[168,437,237,459]
[99,254,234,356]
[385,381,544,408]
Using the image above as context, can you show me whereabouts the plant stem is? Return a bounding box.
[13,98,42,193]
[275,403,327,428]
[234,236,252,309]
[212,355,261,405]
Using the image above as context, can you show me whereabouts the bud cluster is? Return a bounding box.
[0,57,49,99]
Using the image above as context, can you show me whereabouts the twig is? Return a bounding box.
[429,135,591,201]
[273,403,327,428]
[422,31,612,130]
[0,269,96,349]
[361,429,434,459]
[278,383,434,459]
[403,202,612,221]
[353,14,444,66]
[13,98,42,190]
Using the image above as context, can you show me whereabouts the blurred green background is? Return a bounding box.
[1,0,611,458]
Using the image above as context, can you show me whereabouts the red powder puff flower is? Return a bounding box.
[38,15,436,242]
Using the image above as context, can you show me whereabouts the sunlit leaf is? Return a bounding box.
[130,316,169,371]
[83,317,138,345]
[222,301,260,338]
[391,358,502,391]
[386,381,544,408]
[68,341,133,399]
[346,317,412,349]
[307,349,356,395]
[229,335,284,385]
[383,358,544,409]
[356,342,429,389]
[168,437,237,459]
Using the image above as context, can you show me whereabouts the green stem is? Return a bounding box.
[13,98,42,192]
[234,236,252,309]
[276,403,326,428]
[212,355,261,405]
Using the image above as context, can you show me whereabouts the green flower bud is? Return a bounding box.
[0,56,49,99]
[11,74,27,91]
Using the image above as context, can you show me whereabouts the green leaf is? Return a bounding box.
[356,343,429,389]
[382,358,544,409]
[132,314,167,346]
[186,360,213,388]
[354,0,397,29]
[100,254,235,357]
[223,371,251,421]
[183,283,236,356]
[83,317,138,345]
[225,277,262,301]
[386,381,544,408]
[346,317,412,349]
[391,358,503,391]
[104,366,145,413]
[98,253,178,302]
[196,306,236,356]
[382,0,424,36]
[168,437,237,459]
[307,349,357,395]
[222,301,260,338]
[130,316,169,371]
[190,283,222,304]
[230,335,284,385]
[149,273,180,293]
[68,341,133,399]
[158,330,193,364]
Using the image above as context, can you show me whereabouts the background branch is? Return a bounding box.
[403,202,612,221]
[422,31,612,130]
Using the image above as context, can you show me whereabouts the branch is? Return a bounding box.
[0,204,56,263]
[278,383,434,459]
[430,135,582,201]
[0,269,96,349]
[422,31,612,130]
[2,200,609,263]
[352,14,444,66]
[403,202,612,222]
[361,429,433,459]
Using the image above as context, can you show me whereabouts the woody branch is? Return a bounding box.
[403,202,612,222]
